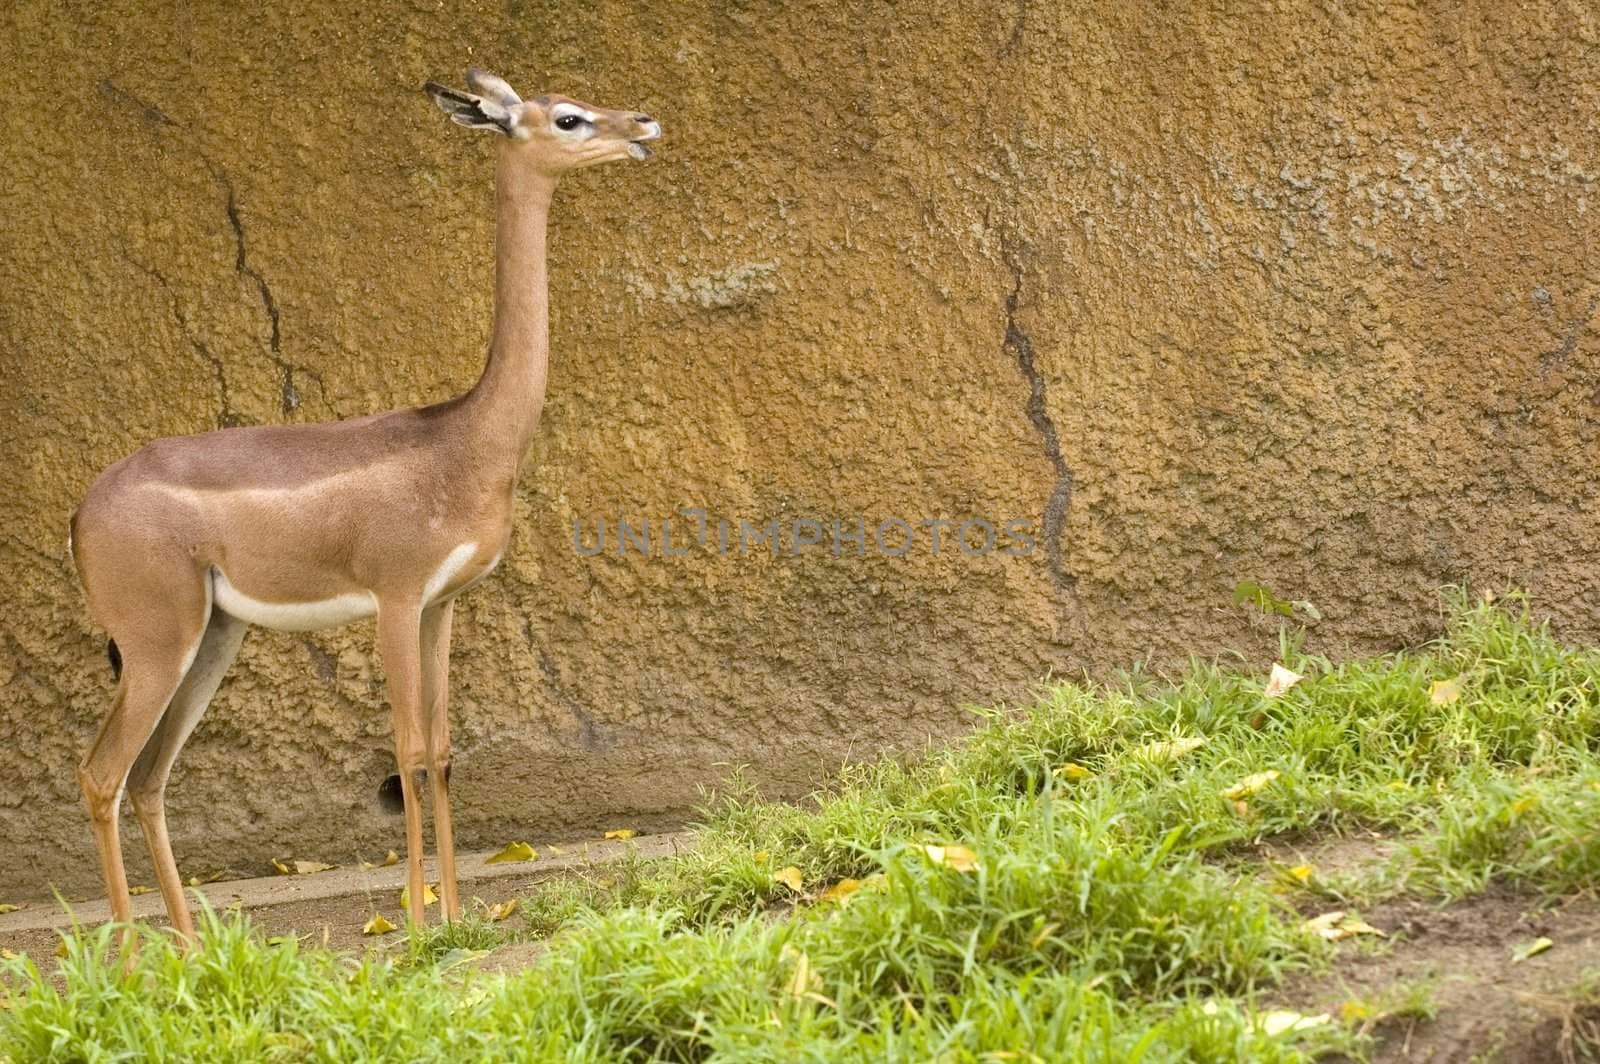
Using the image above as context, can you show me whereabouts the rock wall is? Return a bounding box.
[2,0,1598,897]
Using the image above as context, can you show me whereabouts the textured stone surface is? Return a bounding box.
[2,1,1598,897]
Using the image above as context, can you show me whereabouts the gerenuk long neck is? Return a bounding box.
[464,154,558,470]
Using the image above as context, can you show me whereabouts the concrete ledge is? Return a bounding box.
[0,832,692,935]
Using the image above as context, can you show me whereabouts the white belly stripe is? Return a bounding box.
[213,569,378,632]
[424,542,479,603]
[210,541,480,632]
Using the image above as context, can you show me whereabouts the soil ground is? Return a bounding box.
[1281,889,1600,1063]
[1260,835,1600,1063]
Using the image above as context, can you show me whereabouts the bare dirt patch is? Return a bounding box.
[1247,829,1403,884]
[1281,888,1600,1063]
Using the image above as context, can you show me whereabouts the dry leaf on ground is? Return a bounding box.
[1054,762,1094,781]
[1219,770,1281,799]
[924,844,979,872]
[783,946,822,999]
[603,829,637,841]
[1303,910,1385,941]
[272,858,334,876]
[400,883,438,912]
[818,879,862,904]
[772,866,804,892]
[0,903,23,914]
[1132,736,1207,763]
[128,886,153,896]
[1029,922,1061,949]
[362,914,397,936]
[1429,676,1464,706]
[488,899,520,922]
[1259,1009,1330,1036]
[1513,936,1553,962]
[1263,664,1303,698]
[485,841,538,864]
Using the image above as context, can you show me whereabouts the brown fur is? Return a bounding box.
[68,71,660,955]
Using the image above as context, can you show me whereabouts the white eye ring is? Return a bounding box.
[550,103,597,135]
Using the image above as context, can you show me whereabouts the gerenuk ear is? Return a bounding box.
[465,68,522,109]
[423,81,518,137]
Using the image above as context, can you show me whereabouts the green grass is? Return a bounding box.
[7,593,1600,1061]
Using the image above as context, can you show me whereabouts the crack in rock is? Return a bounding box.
[1001,0,1028,58]
[119,251,241,428]
[203,160,326,414]
[526,621,604,752]
[1542,293,1598,374]
[96,81,174,127]
[99,79,333,418]
[1001,256,1076,593]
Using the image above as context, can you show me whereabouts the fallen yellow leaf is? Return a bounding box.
[603,829,637,841]
[818,879,862,904]
[1429,676,1463,706]
[1133,736,1207,763]
[1263,664,1303,699]
[383,850,400,867]
[1509,795,1539,817]
[0,903,22,915]
[489,899,520,922]
[1341,1000,1371,1022]
[1219,770,1281,799]
[772,866,804,893]
[1303,910,1385,941]
[1286,864,1314,883]
[485,841,539,864]
[295,861,334,875]
[362,914,397,936]
[0,947,16,960]
[1259,1009,1330,1036]
[55,939,68,959]
[784,947,821,998]
[753,849,770,866]
[1055,762,1094,781]
[128,885,153,896]
[1303,910,1345,936]
[1513,936,1553,962]
[924,844,979,872]
[400,883,438,912]
[1339,916,1383,937]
